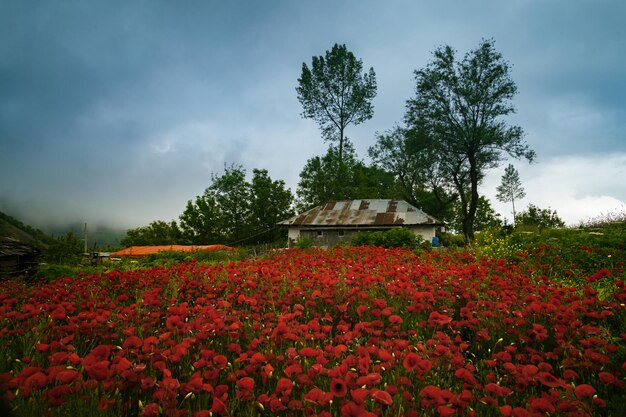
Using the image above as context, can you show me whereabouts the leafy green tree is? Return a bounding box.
[496,164,526,225]
[297,43,377,182]
[348,163,397,202]
[180,166,294,245]
[250,169,294,243]
[45,232,84,264]
[121,220,182,247]
[209,165,251,243]
[405,39,535,242]
[450,196,502,233]
[516,203,565,232]
[179,192,224,244]
[369,126,456,220]
[296,140,396,211]
[296,141,359,210]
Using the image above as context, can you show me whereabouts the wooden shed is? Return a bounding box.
[0,237,41,279]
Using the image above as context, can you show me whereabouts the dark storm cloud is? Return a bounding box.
[1,0,625,230]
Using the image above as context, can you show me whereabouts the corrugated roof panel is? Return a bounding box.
[278,199,444,227]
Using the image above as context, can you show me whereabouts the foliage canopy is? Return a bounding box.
[496,164,526,224]
[297,43,376,184]
[405,39,534,241]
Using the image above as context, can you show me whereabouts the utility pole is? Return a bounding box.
[83,222,88,253]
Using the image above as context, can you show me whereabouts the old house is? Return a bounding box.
[278,199,444,247]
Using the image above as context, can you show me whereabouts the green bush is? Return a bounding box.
[351,231,385,247]
[439,232,466,248]
[474,228,528,261]
[141,248,243,267]
[472,223,625,291]
[294,237,313,249]
[350,228,430,249]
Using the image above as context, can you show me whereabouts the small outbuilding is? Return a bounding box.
[0,237,41,279]
[278,199,444,247]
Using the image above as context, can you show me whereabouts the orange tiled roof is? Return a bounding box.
[109,245,235,257]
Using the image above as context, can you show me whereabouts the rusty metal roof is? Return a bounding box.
[279,200,444,227]
[109,245,236,257]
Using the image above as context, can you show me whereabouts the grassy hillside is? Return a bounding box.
[0,211,50,248]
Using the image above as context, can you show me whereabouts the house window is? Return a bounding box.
[316,231,323,238]
[338,230,345,238]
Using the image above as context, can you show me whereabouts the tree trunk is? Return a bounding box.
[464,156,479,243]
[337,126,345,197]
[511,197,517,226]
[451,169,472,243]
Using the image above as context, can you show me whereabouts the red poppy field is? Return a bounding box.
[1,246,625,416]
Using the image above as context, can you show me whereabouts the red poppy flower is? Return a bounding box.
[350,388,369,404]
[340,401,366,417]
[537,371,566,388]
[599,372,618,385]
[123,335,143,350]
[330,378,348,397]
[388,314,403,324]
[24,371,48,390]
[499,405,512,416]
[371,389,393,406]
[51,306,66,320]
[484,383,513,396]
[236,377,255,391]
[562,369,578,380]
[530,397,555,413]
[97,398,116,411]
[276,377,293,397]
[437,405,455,417]
[403,352,421,371]
[304,387,332,406]
[574,384,596,399]
[356,305,369,316]
[84,360,110,381]
[428,311,452,327]
[141,403,159,417]
[55,369,80,384]
[356,373,382,387]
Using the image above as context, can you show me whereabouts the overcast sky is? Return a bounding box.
[1,0,625,231]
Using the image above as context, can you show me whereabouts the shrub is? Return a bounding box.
[474,228,527,261]
[438,232,466,248]
[351,230,385,247]
[351,228,429,249]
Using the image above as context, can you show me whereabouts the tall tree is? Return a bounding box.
[250,169,294,243]
[405,39,535,241]
[210,165,251,243]
[121,220,182,246]
[297,43,377,182]
[369,126,456,220]
[179,166,294,245]
[496,164,525,225]
[44,232,84,265]
[179,188,227,244]
[296,140,396,211]
[450,196,502,233]
[296,141,359,210]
